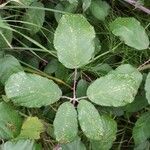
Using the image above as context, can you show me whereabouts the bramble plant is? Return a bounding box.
[0,0,150,149]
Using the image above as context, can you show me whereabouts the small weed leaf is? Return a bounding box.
[17,117,44,140]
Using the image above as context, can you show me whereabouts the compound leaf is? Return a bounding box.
[5,72,62,108]
[54,102,78,143]
[87,64,142,107]
[110,17,149,50]
[54,14,95,69]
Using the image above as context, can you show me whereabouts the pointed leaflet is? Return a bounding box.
[145,73,150,104]
[110,17,149,50]
[0,102,23,140]
[17,117,44,140]
[54,14,95,69]
[54,102,78,143]
[22,2,45,35]
[87,64,142,107]
[90,0,110,21]
[5,72,62,108]
[78,100,104,140]
[0,17,13,48]
[133,112,150,146]
[0,140,42,150]
[0,55,23,85]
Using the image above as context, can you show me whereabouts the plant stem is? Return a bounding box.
[138,59,150,71]
[73,68,77,99]
[61,96,72,101]
[123,0,150,14]
[77,96,88,100]
[89,42,122,64]
[72,68,78,105]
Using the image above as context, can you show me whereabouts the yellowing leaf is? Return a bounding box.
[18,117,44,140]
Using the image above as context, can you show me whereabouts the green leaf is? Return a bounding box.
[134,140,150,150]
[61,136,86,150]
[54,14,95,69]
[124,93,148,113]
[5,72,62,108]
[76,79,89,97]
[55,63,69,81]
[0,55,23,85]
[7,0,38,6]
[90,0,110,21]
[133,112,150,145]
[19,0,37,6]
[0,17,13,48]
[93,37,101,56]
[54,2,78,23]
[77,100,104,140]
[0,102,23,140]
[44,59,59,74]
[54,102,78,143]
[87,64,142,107]
[17,117,44,140]
[82,0,91,11]
[91,113,117,149]
[89,63,112,76]
[67,0,78,4]
[110,17,149,50]
[22,2,45,35]
[0,140,42,150]
[145,73,150,104]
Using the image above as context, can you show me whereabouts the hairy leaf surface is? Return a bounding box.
[87,64,142,107]
[5,72,62,107]
[110,17,149,50]
[54,14,95,69]
[54,102,78,143]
